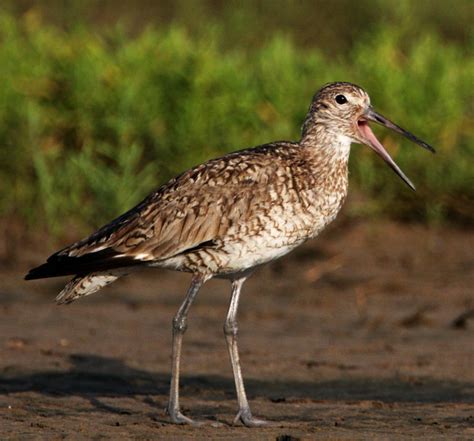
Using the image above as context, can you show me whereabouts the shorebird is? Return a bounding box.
[25,82,435,427]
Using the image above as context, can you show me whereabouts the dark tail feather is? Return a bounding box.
[25,248,141,280]
[25,262,75,280]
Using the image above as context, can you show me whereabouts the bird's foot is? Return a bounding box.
[166,406,205,426]
[234,407,273,427]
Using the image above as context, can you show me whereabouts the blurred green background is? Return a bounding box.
[0,0,473,241]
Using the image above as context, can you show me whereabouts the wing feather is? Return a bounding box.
[26,143,294,278]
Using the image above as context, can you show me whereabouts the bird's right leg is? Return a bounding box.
[167,274,206,425]
[224,277,271,427]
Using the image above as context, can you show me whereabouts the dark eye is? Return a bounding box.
[335,94,347,105]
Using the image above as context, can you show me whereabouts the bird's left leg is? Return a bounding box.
[167,274,207,425]
[224,277,271,427]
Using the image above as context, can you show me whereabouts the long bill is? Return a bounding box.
[357,107,436,191]
[366,107,436,153]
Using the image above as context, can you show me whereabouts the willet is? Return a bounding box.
[25,82,435,426]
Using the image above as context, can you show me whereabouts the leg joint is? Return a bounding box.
[173,315,188,334]
[224,319,238,337]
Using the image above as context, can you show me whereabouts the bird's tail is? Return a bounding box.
[56,271,123,305]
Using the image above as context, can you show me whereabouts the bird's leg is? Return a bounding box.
[224,278,270,427]
[167,274,206,425]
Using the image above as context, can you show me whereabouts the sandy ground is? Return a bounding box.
[0,220,473,440]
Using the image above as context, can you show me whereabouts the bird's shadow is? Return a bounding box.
[0,353,472,420]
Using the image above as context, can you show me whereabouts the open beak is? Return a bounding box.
[357,107,435,191]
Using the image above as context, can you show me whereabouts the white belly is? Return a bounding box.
[219,237,304,274]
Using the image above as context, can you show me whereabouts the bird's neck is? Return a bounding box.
[299,120,352,164]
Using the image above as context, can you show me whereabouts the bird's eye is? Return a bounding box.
[335,95,347,105]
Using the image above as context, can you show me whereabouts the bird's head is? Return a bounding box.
[303,82,435,190]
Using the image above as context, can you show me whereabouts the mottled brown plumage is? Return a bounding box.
[25,82,434,426]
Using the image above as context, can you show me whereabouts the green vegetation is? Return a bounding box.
[0,10,472,236]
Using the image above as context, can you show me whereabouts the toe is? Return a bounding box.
[243,417,271,427]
